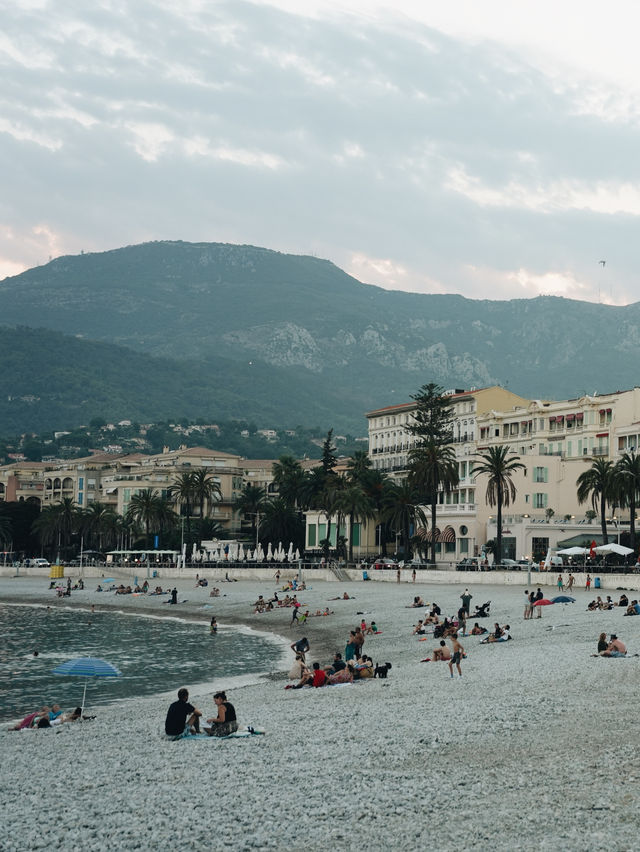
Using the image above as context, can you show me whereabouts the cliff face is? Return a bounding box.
[1,240,639,433]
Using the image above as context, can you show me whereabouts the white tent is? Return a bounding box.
[595,543,634,556]
[556,547,589,556]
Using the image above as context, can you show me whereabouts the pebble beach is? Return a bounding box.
[2,573,640,851]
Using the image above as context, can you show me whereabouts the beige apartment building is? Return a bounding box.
[303,385,640,563]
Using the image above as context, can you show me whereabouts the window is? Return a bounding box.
[445,541,456,554]
[532,537,549,562]
[351,524,361,546]
[533,493,548,509]
[307,525,317,547]
[459,538,469,554]
[533,467,548,483]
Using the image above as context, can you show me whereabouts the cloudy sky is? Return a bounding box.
[3,0,640,303]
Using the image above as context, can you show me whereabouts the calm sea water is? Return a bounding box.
[0,604,283,721]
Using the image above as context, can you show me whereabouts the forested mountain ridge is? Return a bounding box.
[2,241,639,434]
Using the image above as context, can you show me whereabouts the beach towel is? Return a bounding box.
[178,727,265,740]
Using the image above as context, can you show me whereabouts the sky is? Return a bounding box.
[3,0,640,303]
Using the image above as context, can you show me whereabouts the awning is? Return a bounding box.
[549,416,556,422]
[596,432,609,438]
[557,533,606,548]
[576,413,584,420]
[556,415,564,422]
[439,526,455,543]
[599,408,606,414]
[566,414,575,422]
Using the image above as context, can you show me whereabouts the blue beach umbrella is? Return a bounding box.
[52,657,121,713]
[551,595,576,604]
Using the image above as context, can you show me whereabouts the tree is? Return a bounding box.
[337,484,375,563]
[0,508,12,545]
[128,489,175,548]
[409,440,459,564]
[615,451,640,553]
[234,483,266,540]
[380,479,427,559]
[272,456,306,507]
[320,429,338,475]
[191,469,222,521]
[577,457,616,547]
[31,498,79,560]
[346,450,372,484]
[406,382,455,446]
[257,497,304,551]
[168,472,197,540]
[80,502,118,551]
[473,446,525,565]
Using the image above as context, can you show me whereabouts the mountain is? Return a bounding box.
[1,240,639,433]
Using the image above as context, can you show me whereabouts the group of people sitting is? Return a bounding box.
[286,651,378,688]
[479,623,512,643]
[9,703,83,730]
[594,633,627,657]
[164,688,238,739]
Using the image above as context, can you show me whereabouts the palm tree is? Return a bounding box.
[128,489,175,548]
[380,479,427,559]
[473,446,526,565]
[0,509,11,545]
[272,456,306,507]
[168,472,197,540]
[234,483,266,540]
[191,469,222,521]
[81,502,117,552]
[337,484,375,563]
[408,440,459,564]
[615,452,640,553]
[346,450,372,484]
[258,497,304,551]
[577,457,616,547]
[32,498,79,560]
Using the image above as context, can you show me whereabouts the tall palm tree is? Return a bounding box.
[346,450,372,485]
[32,498,79,560]
[577,457,616,547]
[272,456,306,507]
[337,484,375,563]
[257,497,304,551]
[409,441,459,564]
[0,509,11,545]
[380,479,427,559]
[128,489,175,548]
[168,472,197,540]
[616,451,640,552]
[473,445,526,565]
[81,502,117,552]
[191,469,222,521]
[234,483,266,540]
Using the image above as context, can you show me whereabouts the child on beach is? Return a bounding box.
[448,636,464,678]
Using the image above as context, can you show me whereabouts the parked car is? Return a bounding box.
[373,558,397,569]
[456,558,480,571]
[24,558,50,568]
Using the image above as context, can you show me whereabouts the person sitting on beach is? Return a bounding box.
[595,596,605,610]
[602,634,627,657]
[365,621,380,634]
[624,600,640,616]
[312,661,327,687]
[60,706,83,723]
[618,594,629,608]
[424,611,440,626]
[413,620,426,635]
[354,655,374,679]
[254,596,266,613]
[204,691,238,737]
[209,587,221,598]
[327,661,355,685]
[470,622,488,635]
[481,623,505,643]
[409,596,425,608]
[289,655,306,680]
[432,640,452,661]
[587,600,599,611]
[95,584,103,592]
[324,652,346,674]
[286,664,313,689]
[164,688,202,739]
[594,632,609,655]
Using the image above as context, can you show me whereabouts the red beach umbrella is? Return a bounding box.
[533,599,553,606]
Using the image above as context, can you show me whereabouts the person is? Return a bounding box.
[605,634,627,657]
[413,620,426,635]
[594,632,608,655]
[290,637,310,661]
[557,574,564,592]
[586,574,592,591]
[618,594,629,608]
[460,589,472,615]
[457,606,467,636]
[534,587,544,618]
[274,569,281,585]
[448,635,464,678]
[523,589,531,620]
[324,652,346,674]
[289,655,306,680]
[432,640,451,661]
[412,567,417,583]
[354,626,365,658]
[354,655,374,679]
[366,621,379,634]
[397,567,401,583]
[567,574,575,592]
[205,691,238,737]
[210,616,218,634]
[311,662,327,687]
[470,622,487,635]
[345,631,357,661]
[287,664,313,689]
[165,688,201,738]
[328,661,355,684]
[170,587,178,605]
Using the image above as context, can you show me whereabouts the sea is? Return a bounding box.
[0,603,285,722]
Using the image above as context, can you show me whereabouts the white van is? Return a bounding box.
[24,558,50,568]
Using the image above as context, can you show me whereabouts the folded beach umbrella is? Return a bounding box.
[52,657,121,713]
[533,599,554,606]
[552,595,576,604]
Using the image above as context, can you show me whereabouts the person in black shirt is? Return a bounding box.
[204,691,238,737]
[165,688,201,739]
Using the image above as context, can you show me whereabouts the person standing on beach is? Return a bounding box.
[397,567,401,583]
[586,574,592,591]
[448,635,464,677]
[557,574,564,592]
[567,574,575,592]
[534,587,544,617]
[523,590,531,620]
[412,567,416,583]
[170,587,178,605]
[460,589,472,615]
[274,569,281,585]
